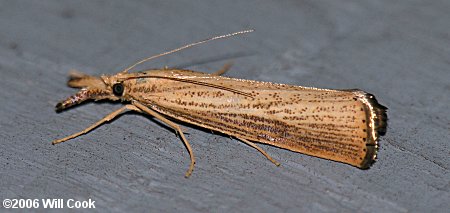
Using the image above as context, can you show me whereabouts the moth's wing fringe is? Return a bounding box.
[369,94,388,136]
[360,92,388,169]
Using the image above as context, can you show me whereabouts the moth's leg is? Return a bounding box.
[132,101,195,178]
[52,105,136,145]
[125,104,190,134]
[212,63,233,76]
[237,137,281,166]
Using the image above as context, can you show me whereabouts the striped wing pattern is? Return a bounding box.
[124,70,387,168]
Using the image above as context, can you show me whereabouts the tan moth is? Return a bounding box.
[53,30,387,177]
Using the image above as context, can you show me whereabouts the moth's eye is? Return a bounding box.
[112,83,124,96]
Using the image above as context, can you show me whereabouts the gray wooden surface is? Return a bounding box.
[1,0,449,212]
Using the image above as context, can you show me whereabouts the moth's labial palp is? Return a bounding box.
[55,89,90,112]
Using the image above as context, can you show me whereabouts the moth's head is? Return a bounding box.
[55,70,126,112]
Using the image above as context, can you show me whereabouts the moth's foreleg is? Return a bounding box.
[52,105,136,145]
[237,137,281,166]
[132,101,195,178]
[212,63,233,76]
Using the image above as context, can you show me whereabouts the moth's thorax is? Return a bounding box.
[122,76,159,102]
[101,74,122,86]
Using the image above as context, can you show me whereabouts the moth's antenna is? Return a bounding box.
[120,29,254,74]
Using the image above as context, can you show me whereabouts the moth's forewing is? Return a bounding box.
[123,70,387,168]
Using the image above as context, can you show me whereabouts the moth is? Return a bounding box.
[53,30,387,177]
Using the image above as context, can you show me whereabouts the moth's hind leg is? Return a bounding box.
[212,63,233,76]
[237,137,281,166]
[132,101,196,178]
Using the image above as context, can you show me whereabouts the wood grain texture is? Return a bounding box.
[117,69,387,168]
